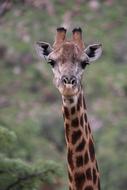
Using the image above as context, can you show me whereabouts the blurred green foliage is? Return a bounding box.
[0,1,127,190]
[0,126,62,190]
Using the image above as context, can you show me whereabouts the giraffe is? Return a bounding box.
[36,27,102,190]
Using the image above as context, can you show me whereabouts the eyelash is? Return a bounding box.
[48,59,56,67]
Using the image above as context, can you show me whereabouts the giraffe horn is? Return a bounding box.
[53,27,67,49]
[72,27,85,50]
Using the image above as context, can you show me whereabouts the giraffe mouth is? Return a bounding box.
[58,84,79,96]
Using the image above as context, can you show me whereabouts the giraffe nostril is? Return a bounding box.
[70,78,77,86]
[62,76,69,85]
[70,76,77,86]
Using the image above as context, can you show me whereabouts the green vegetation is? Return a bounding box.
[0,126,62,190]
[0,1,127,190]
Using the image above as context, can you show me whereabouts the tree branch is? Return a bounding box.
[5,168,56,190]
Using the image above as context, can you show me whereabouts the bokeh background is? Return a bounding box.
[0,0,127,190]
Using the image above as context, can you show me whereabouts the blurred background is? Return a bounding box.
[0,0,127,190]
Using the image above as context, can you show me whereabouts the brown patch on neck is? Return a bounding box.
[71,117,79,127]
[63,106,70,119]
[84,185,94,190]
[74,172,86,189]
[89,138,95,162]
[92,167,97,184]
[71,106,76,115]
[71,130,82,145]
[86,168,92,180]
[76,155,84,167]
[75,138,86,152]
[77,93,82,111]
[80,113,84,127]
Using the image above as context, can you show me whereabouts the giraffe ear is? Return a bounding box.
[85,43,102,62]
[35,41,52,60]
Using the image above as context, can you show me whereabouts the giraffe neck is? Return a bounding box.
[62,89,101,190]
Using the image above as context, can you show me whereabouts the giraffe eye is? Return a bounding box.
[80,60,89,69]
[48,59,56,67]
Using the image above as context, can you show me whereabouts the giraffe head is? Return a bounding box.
[36,27,102,97]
